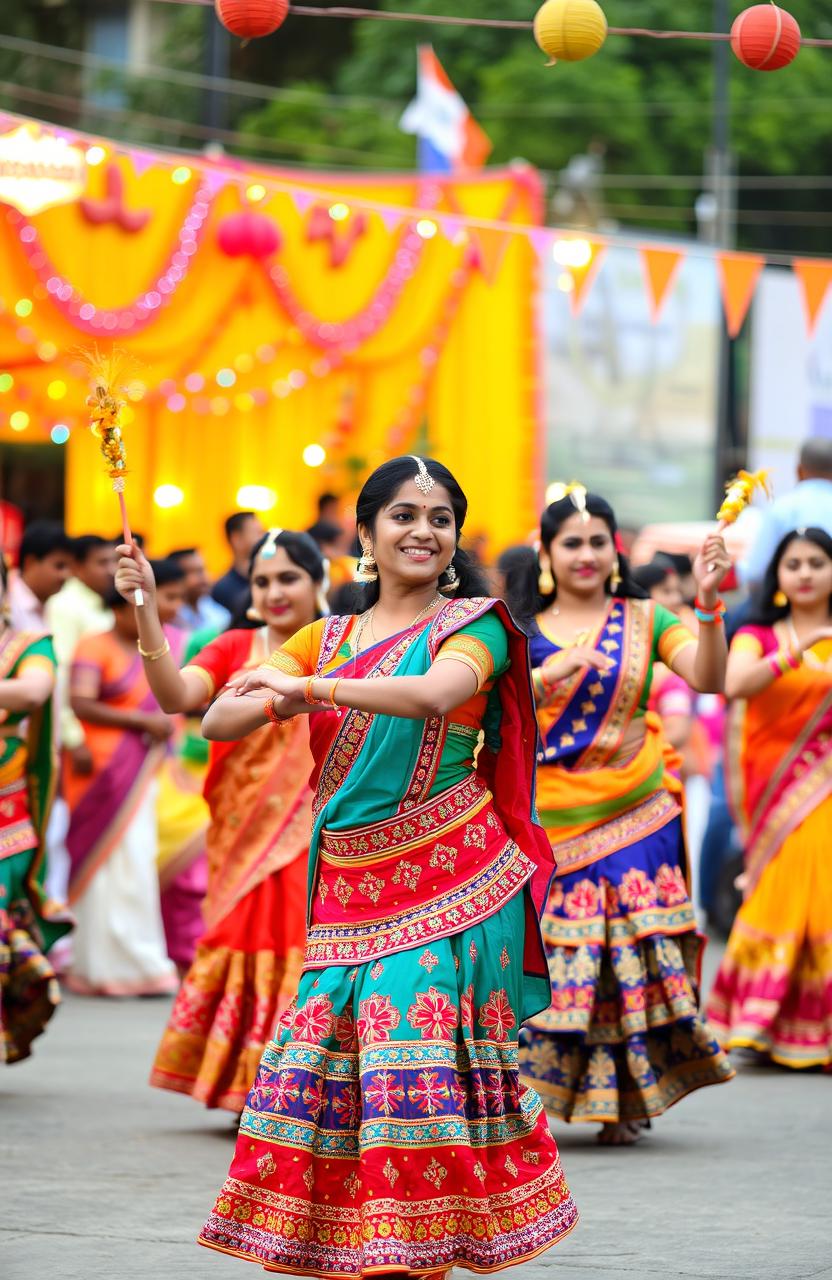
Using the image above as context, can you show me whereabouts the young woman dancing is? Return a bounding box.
[708,527,832,1069]
[196,456,578,1277]
[507,488,734,1145]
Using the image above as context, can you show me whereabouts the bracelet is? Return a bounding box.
[304,676,318,706]
[767,647,802,679]
[329,679,341,709]
[137,638,171,662]
[694,597,726,624]
[263,695,282,724]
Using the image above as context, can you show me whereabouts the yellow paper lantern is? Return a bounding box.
[533,0,608,64]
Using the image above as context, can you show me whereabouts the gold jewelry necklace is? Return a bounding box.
[544,599,609,647]
[368,594,443,645]
[787,618,831,670]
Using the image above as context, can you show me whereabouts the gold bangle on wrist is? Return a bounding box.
[137,638,171,662]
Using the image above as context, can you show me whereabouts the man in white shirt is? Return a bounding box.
[741,438,832,587]
[8,520,73,632]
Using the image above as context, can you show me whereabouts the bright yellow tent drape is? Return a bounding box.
[0,133,543,571]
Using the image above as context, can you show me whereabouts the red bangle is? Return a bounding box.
[694,597,726,615]
[263,695,282,724]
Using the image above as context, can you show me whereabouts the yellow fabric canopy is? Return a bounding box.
[0,133,543,570]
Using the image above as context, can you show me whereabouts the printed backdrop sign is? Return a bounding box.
[544,245,721,528]
[749,267,832,494]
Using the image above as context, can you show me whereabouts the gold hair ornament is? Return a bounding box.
[548,480,590,523]
[258,528,284,560]
[411,456,435,496]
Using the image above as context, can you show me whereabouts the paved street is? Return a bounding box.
[4,948,830,1280]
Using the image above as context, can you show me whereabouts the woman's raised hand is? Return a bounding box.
[115,543,156,604]
[694,533,731,601]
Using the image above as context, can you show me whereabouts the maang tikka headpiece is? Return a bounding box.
[411,456,435,496]
[259,528,284,559]
[548,481,589,523]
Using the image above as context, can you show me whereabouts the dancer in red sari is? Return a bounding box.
[192,457,577,1279]
[115,530,325,1112]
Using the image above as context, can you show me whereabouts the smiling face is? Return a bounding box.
[360,478,457,591]
[250,543,319,637]
[777,537,832,612]
[547,512,615,599]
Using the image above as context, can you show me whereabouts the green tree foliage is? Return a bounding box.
[2,1,832,249]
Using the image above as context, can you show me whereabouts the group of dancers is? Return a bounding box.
[2,453,830,1278]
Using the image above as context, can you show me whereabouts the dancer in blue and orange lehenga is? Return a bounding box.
[507,488,734,1145]
[185,457,577,1277]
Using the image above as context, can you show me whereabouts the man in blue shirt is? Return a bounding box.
[210,511,265,616]
[169,547,231,633]
[741,438,832,586]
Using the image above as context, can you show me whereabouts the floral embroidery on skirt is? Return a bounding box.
[200,892,578,1276]
[520,815,734,1123]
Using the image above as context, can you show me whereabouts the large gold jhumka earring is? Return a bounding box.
[354,546,378,583]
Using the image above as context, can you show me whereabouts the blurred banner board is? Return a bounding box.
[543,245,720,531]
[748,267,832,494]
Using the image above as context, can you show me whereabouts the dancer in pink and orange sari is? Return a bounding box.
[115,530,325,1112]
[64,565,186,997]
[708,527,832,1068]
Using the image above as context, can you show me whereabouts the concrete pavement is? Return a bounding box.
[3,952,830,1280]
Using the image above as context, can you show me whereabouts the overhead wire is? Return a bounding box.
[3,103,827,267]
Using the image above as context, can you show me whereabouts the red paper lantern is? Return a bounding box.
[217,211,281,259]
[730,4,800,71]
[214,0,289,40]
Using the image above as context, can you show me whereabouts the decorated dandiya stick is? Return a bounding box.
[710,468,772,571]
[82,349,144,606]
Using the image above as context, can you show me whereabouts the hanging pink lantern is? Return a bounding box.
[217,211,281,259]
[245,212,281,259]
[215,0,289,40]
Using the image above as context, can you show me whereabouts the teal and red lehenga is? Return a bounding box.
[200,598,578,1277]
[0,630,72,1063]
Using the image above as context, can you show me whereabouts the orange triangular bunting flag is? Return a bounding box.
[717,252,765,338]
[567,240,606,314]
[792,258,832,337]
[640,246,684,322]
[468,227,509,285]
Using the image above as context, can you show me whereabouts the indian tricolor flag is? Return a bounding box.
[400,46,492,172]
